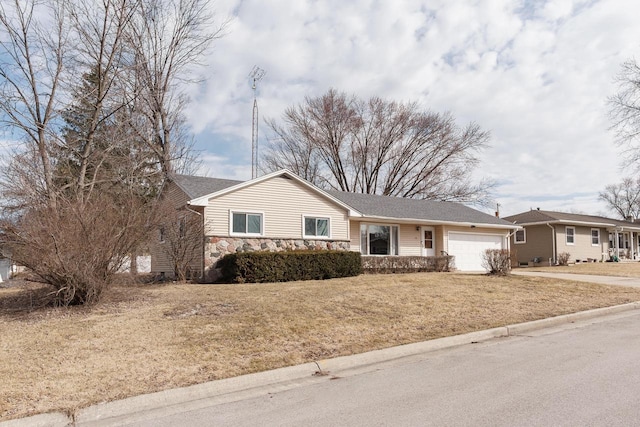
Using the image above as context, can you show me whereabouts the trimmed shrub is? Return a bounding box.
[557,252,571,266]
[217,250,362,283]
[481,249,511,275]
[361,255,454,274]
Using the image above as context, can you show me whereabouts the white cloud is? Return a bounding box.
[195,153,252,181]
[186,0,640,217]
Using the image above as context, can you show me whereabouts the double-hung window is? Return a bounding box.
[515,229,526,244]
[231,211,263,235]
[566,226,575,245]
[360,224,399,255]
[591,228,600,245]
[304,216,330,238]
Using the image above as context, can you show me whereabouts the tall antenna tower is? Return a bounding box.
[249,66,266,179]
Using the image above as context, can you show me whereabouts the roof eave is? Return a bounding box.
[515,220,617,228]
[356,215,520,230]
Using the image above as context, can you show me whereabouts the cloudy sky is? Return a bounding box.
[181,0,640,217]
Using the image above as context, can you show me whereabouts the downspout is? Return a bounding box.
[547,223,556,265]
[506,229,518,268]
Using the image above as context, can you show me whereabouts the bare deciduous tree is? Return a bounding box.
[263,89,494,205]
[125,0,228,175]
[60,0,137,202]
[0,0,224,305]
[609,59,640,167]
[0,192,152,305]
[0,0,68,209]
[599,177,640,221]
[156,202,205,282]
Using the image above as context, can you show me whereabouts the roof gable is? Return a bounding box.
[185,170,360,215]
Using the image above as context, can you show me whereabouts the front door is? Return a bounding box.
[421,226,435,257]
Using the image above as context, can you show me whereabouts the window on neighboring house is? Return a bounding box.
[566,226,575,245]
[360,224,399,255]
[159,226,165,243]
[515,229,526,244]
[304,216,330,238]
[231,212,263,235]
[591,228,600,245]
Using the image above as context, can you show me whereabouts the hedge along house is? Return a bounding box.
[503,209,640,266]
[150,170,520,281]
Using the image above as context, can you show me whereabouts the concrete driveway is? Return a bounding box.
[511,270,640,288]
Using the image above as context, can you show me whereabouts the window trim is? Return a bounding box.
[591,228,600,246]
[514,228,526,244]
[565,226,575,245]
[229,210,264,236]
[302,215,331,239]
[360,222,400,256]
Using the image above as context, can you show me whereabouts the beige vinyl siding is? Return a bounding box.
[151,182,197,275]
[150,182,204,277]
[184,205,205,274]
[204,176,350,240]
[435,225,445,255]
[556,225,608,262]
[349,221,361,252]
[399,224,422,256]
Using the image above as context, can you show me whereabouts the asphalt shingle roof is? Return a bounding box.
[327,190,513,226]
[170,173,515,227]
[171,174,241,199]
[503,209,640,229]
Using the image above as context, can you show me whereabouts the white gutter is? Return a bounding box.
[356,215,520,230]
[185,205,202,216]
[519,220,615,228]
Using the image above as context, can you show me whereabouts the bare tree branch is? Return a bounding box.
[263,89,494,205]
[599,177,640,220]
[609,59,640,168]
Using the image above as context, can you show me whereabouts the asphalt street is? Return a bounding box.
[120,309,640,427]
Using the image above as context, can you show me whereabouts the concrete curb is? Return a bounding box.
[0,413,70,427]
[4,301,639,427]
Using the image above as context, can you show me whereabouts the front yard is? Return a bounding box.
[2,272,640,421]
[526,261,640,277]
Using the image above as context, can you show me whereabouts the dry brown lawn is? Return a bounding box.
[3,272,640,421]
[527,261,640,277]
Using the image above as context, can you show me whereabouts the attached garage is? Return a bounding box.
[448,232,505,271]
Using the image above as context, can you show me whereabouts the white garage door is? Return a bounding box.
[448,232,504,271]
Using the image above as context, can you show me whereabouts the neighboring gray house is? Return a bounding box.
[151,170,519,280]
[504,209,640,266]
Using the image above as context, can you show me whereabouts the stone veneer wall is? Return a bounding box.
[204,236,351,282]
